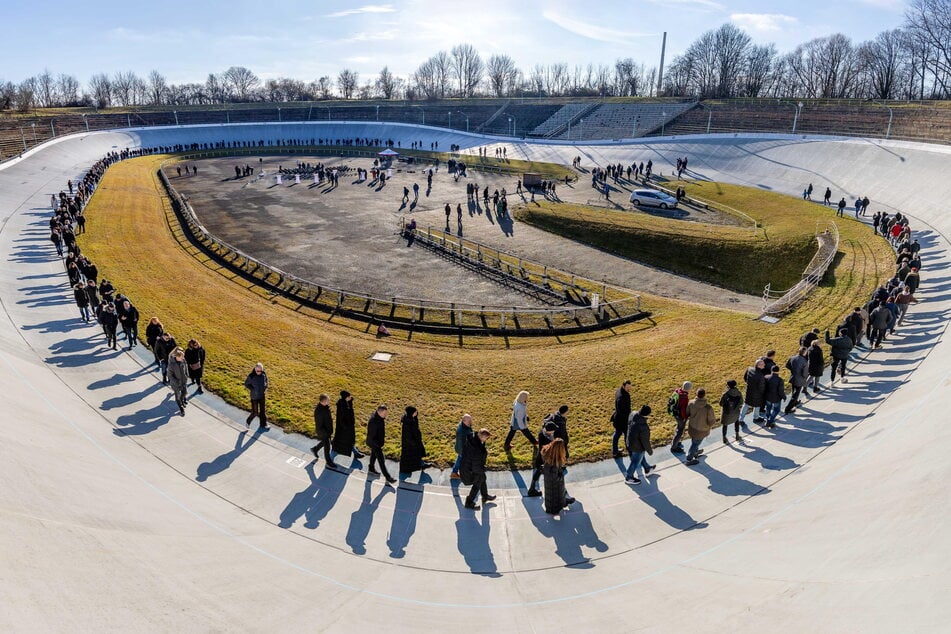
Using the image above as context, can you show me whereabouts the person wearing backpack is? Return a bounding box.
[667,382,691,454]
[719,380,743,443]
[625,405,654,485]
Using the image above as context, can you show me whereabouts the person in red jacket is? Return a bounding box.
[668,381,692,454]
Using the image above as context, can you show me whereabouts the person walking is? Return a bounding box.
[154,331,177,383]
[785,347,810,414]
[826,328,852,383]
[541,438,569,514]
[118,299,139,349]
[719,380,743,443]
[869,301,895,348]
[366,404,396,485]
[527,421,558,497]
[667,381,692,454]
[184,339,206,394]
[763,367,786,429]
[611,380,632,458]
[451,414,474,480]
[685,389,717,465]
[625,405,654,484]
[399,406,429,474]
[311,394,335,466]
[145,317,164,368]
[460,428,496,510]
[99,302,119,350]
[740,359,767,423]
[807,339,825,393]
[331,391,364,459]
[504,390,537,451]
[244,362,270,431]
[895,286,920,325]
[167,347,189,417]
[73,282,91,322]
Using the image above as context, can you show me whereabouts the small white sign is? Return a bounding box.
[286,457,308,468]
[759,315,780,324]
[370,352,393,362]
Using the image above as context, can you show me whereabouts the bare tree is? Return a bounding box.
[57,73,80,105]
[486,54,518,97]
[88,73,112,108]
[905,0,951,97]
[223,66,259,101]
[377,66,397,99]
[0,80,16,110]
[313,76,333,100]
[528,64,546,95]
[858,29,909,98]
[337,68,358,99]
[450,43,483,97]
[147,70,167,105]
[205,73,226,103]
[111,71,138,106]
[35,69,56,107]
[742,44,776,97]
[16,78,36,112]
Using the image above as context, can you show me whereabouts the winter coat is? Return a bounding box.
[686,397,717,441]
[800,331,819,348]
[331,398,356,455]
[511,400,528,430]
[365,412,386,449]
[73,287,89,308]
[869,305,894,330]
[399,413,427,473]
[183,346,206,378]
[460,434,488,482]
[825,331,853,360]
[764,374,786,404]
[313,402,333,440]
[167,357,188,391]
[119,305,139,330]
[154,336,177,362]
[612,387,631,433]
[99,308,118,331]
[454,420,474,455]
[672,388,689,420]
[808,345,825,377]
[145,322,163,348]
[625,413,652,455]
[743,366,766,407]
[786,354,809,388]
[244,370,268,400]
[542,463,567,515]
[905,271,920,293]
[719,387,743,426]
[84,285,100,307]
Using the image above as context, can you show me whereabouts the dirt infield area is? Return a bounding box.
[167,155,761,312]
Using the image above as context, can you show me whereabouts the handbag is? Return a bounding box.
[188,362,202,371]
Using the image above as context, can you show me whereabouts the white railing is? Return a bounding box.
[762,221,840,315]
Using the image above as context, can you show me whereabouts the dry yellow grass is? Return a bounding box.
[78,155,893,468]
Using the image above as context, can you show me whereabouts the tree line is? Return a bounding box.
[3,0,951,111]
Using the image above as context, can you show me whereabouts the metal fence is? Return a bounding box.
[762,221,840,315]
[157,155,648,335]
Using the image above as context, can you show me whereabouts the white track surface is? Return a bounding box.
[1,125,950,632]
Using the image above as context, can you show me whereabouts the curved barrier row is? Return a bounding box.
[762,220,840,315]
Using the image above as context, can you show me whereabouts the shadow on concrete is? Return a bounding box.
[519,494,608,569]
[386,485,423,559]
[196,430,261,482]
[101,381,164,410]
[113,399,175,436]
[278,462,346,530]
[631,482,709,531]
[345,477,393,555]
[452,481,499,577]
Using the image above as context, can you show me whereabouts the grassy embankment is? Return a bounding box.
[78,157,893,468]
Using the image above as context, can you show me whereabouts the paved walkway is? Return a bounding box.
[1,127,950,631]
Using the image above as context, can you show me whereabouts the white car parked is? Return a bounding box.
[629,189,679,209]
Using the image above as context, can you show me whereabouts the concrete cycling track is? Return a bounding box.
[1,124,949,632]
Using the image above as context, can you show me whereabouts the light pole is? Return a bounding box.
[792,101,803,133]
[877,100,894,139]
[82,114,89,132]
[173,110,179,125]
[308,104,313,120]
[325,106,331,121]
[278,107,281,122]
[457,111,469,132]
[19,128,26,152]
[448,111,452,129]
[661,111,667,136]
[507,116,516,137]
[31,123,37,144]
[376,105,380,121]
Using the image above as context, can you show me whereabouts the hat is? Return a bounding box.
[639,405,652,416]
[727,380,737,388]
[682,381,692,390]
[340,390,351,399]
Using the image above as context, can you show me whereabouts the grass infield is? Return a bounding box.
[77,155,894,469]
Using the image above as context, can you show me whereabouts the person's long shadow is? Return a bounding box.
[113,400,174,436]
[452,482,499,576]
[278,462,347,530]
[631,481,708,530]
[518,494,608,568]
[101,381,164,410]
[498,213,514,237]
[345,478,393,555]
[729,441,799,471]
[23,318,84,335]
[196,430,260,482]
[87,367,153,390]
[693,461,769,497]
[386,484,424,558]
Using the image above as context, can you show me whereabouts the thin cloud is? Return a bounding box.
[326,4,396,18]
[731,13,799,32]
[542,10,655,44]
[645,0,724,11]
[855,0,906,9]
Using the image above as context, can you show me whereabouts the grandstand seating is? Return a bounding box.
[529,103,590,136]
[548,101,696,140]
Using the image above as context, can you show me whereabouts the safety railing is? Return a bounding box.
[762,220,840,315]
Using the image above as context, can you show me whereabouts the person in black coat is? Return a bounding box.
[366,405,396,484]
[311,394,335,466]
[184,339,206,394]
[119,299,139,349]
[611,381,632,458]
[399,406,429,474]
[807,339,825,393]
[99,302,119,350]
[460,429,495,510]
[541,438,569,514]
[73,282,91,322]
[526,422,558,497]
[740,358,767,423]
[331,391,363,458]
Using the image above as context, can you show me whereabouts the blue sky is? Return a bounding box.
[1,0,907,85]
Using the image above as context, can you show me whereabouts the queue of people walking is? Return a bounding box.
[53,149,924,520]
